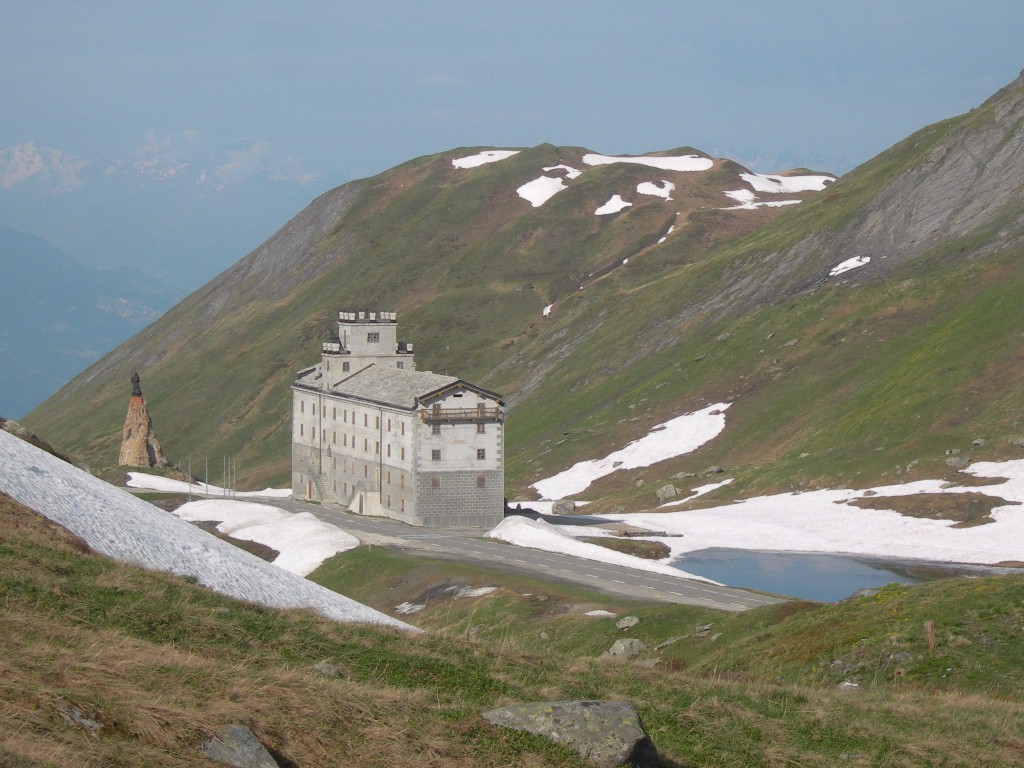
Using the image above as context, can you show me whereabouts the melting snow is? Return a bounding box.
[531,402,731,498]
[517,175,568,207]
[721,187,803,211]
[830,256,871,276]
[127,471,291,498]
[544,163,583,179]
[602,460,1024,566]
[0,430,414,630]
[595,194,633,215]
[659,478,735,507]
[740,172,834,193]
[487,516,715,582]
[583,153,714,172]
[452,149,520,169]
[173,499,359,576]
[542,303,553,317]
[637,180,675,199]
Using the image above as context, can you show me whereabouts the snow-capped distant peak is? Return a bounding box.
[452,149,521,169]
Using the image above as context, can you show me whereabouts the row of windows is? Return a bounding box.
[300,400,409,435]
[431,448,486,461]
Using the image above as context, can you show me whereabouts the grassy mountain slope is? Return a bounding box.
[25,73,1024,504]
[4,489,1024,766]
[23,144,822,485]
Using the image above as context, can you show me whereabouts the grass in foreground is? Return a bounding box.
[4,495,1024,767]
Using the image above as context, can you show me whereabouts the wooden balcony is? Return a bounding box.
[420,406,502,423]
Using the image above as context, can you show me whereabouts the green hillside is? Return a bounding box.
[24,72,1024,506]
[4,491,1024,766]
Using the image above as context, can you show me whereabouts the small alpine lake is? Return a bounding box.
[671,548,1020,603]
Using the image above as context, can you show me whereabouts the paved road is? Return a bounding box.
[271,497,784,612]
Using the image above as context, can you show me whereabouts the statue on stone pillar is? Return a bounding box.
[131,371,142,397]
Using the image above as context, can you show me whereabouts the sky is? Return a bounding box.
[1,2,1023,280]
[5,2,1024,178]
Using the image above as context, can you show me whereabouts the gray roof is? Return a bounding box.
[329,364,459,409]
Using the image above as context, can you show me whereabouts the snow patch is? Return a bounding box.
[659,478,735,507]
[173,499,359,576]
[637,180,675,199]
[532,402,731,499]
[829,256,871,276]
[543,163,583,179]
[585,609,617,617]
[452,149,520,169]
[542,303,553,317]
[739,172,834,193]
[583,153,713,172]
[127,472,291,498]
[517,175,567,207]
[0,430,413,630]
[595,194,632,215]
[487,516,716,582]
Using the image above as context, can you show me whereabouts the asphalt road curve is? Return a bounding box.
[271,498,785,612]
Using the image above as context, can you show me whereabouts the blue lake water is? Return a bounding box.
[670,548,1004,603]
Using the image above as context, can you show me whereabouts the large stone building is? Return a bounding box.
[292,310,505,528]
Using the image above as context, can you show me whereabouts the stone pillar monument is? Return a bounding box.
[118,372,170,468]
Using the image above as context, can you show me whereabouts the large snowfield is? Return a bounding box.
[0,430,413,630]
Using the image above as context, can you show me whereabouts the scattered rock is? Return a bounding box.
[715,332,733,342]
[655,484,678,502]
[946,456,970,469]
[606,638,647,660]
[312,661,340,677]
[972,438,987,447]
[906,460,919,472]
[702,466,723,475]
[551,499,576,516]
[655,636,688,650]
[694,623,714,637]
[709,633,722,642]
[838,680,860,692]
[635,479,645,488]
[1007,436,1024,448]
[202,724,279,768]
[671,471,697,480]
[58,703,104,732]
[616,615,640,630]
[783,338,800,347]
[482,700,659,768]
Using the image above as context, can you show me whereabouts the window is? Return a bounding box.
[400,474,405,488]
[332,407,336,420]
[344,410,348,423]
[387,495,391,507]
[476,449,486,460]
[364,438,368,451]
[332,432,337,444]
[432,424,441,435]
[387,444,391,458]
[364,414,368,427]
[301,401,304,413]
[375,416,380,429]
[387,417,392,431]
[363,465,368,477]
[400,447,405,461]
[299,424,304,436]
[477,475,486,488]
[343,434,348,447]
[396,361,404,369]
[400,421,405,435]
[342,361,350,372]
[375,441,379,454]
[431,449,441,461]
[477,403,486,417]
[386,471,391,483]
[367,332,380,343]
[400,499,405,512]
[477,423,485,434]
[431,477,441,488]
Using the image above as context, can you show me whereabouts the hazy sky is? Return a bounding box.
[5,1,1024,183]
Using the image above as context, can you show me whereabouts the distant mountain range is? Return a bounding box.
[24,72,1024,506]
[0,139,332,291]
[0,225,181,418]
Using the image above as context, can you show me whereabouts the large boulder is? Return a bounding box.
[482,700,659,768]
[202,724,279,768]
[551,499,577,516]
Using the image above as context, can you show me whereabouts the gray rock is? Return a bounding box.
[606,638,647,659]
[312,661,340,677]
[551,498,576,516]
[1007,436,1024,448]
[202,724,279,768]
[655,484,678,502]
[972,438,986,447]
[702,466,724,475]
[482,700,659,768]
[58,703,104,732]
[946,456,970,469]
[654,635,688,650]
[694,623,714,637]
[616,615,640,630]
